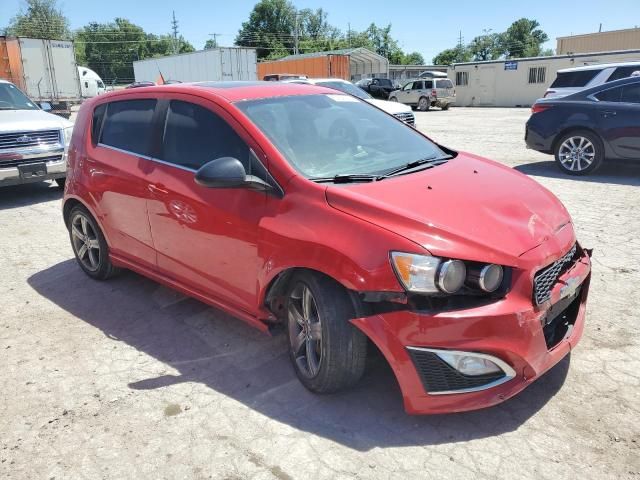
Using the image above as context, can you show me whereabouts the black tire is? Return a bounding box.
[54,177,66,189]
[441,103,450,111]
[418,96,430,111]
[286,271,367,393]
[67,205,119,280]
[554,130,604,175]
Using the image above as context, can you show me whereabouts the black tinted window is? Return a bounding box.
[607,66,640,82]
[436,79,453,89]
[595,86,622,102]
[412,81,423,90]
[91,104,107,145]
[425,80,433,89]
[161,100,250,171]
[621,84,640,103]
[100,99,156,155]
[550,70,600,88]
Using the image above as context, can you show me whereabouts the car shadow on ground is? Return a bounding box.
[0,181,63,210]
[28,260,570,451]
[515,159,640,187]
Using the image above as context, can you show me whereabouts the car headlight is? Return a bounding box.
[390,252,466,294]
[63,126,73,147]
[390,252,505,295]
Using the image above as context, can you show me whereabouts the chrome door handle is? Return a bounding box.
[147,184,169,194]
[602,110,617,117]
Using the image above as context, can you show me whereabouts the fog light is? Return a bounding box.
[436,351,503,376]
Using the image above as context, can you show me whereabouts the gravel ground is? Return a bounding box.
[1,107,639,480]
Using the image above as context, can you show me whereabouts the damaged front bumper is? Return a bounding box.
[351,246,592,415]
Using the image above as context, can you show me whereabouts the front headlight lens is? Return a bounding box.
[63,126,73,146]
[390,252,441,293]
[436,259,466,293]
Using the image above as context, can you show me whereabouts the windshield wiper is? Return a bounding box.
[379,155,451,178]
[309,174,379,184]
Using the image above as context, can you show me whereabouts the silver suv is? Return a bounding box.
[389,78,455,111]
[0,80,72,188]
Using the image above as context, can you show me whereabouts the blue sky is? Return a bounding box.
[2,0,640,62]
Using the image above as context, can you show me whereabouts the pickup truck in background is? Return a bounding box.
[0,36,82,118]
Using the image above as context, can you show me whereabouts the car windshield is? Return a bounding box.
[0,83,39,110]
[316,81,372,100]
[376,79,393,87]
[236,94,447,179]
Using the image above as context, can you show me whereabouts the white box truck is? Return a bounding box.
[0,36,82,118]
[133,47,257,84]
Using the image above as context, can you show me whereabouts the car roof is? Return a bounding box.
[557,61,640,73]
[542,75,640,102]
[94,81,340,103]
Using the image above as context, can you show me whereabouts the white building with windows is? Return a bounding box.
[448,49,640,107]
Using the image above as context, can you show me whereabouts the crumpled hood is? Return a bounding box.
[0,109,72,133]
[325,153,572,263]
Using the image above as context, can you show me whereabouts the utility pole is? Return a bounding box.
[348,22,351,48]
[294,12,300,55]
[171,11,179,54]
[208,33,221,48]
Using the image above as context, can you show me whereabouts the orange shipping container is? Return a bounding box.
[257,55,350,80]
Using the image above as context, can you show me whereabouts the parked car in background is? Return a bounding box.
[389,78,456,111]
[263,73,308,81]
[284,77,415,126]
[63,81,591,414]
[544,61,640,99]
[527,76,640,175]
[418,70,448,79]
[355,77,396,99]
[0,79,72,188]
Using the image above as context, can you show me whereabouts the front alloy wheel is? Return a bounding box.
[554,130,603,175]
[288,283,323,378]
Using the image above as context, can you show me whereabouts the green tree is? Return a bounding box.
[75,18,194,84]
[235,0,295,59]
[469,30,502,61]
[401,52,425,65]
[433,45,471,65]
[500,18,549,58]
[4,0,70,39]
[204,38,218,49]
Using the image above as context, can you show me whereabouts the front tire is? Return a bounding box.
[418,96,430,111]
[554,130,603,175]
[67,205,119,280]
[389,96,398,102]
[286,272,367,393]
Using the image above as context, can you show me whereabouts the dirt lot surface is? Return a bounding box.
[1,108,639,479]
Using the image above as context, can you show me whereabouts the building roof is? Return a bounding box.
[451,48,640,68]
[557,27,640,40]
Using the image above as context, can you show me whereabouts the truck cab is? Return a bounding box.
[0,80,72,188]
[78,66,106,98]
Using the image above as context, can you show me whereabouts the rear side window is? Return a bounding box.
[550,70,600,88]
[595,86,622,102]
[436,79,453,89]
[607,66,640,82]
[99,99,157,156]
[620,84,640,103]
[161,100,250,171]
[91,104,107,145]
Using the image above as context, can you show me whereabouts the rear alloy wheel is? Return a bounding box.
[418,96,430,111]
[286,272,367,393]
[68,205,119,280]
[554,130,603,175]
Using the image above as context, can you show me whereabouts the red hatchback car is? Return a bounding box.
[62,82,592,414]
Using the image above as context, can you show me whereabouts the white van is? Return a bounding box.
[544,61,640,98]
[77,66,106,98]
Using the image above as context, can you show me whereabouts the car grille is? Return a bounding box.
[0,130,61,150]
[533,243,578,305]
[408,349,505,394]
[0,155,63,168]
[394,112,415,126]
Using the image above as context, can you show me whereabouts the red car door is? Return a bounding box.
[85,98,158,268]
[145,96,270,316]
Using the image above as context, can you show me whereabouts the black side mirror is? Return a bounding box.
[195,156,275,192]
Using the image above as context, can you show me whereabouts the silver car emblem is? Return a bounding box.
[16,135,33,143]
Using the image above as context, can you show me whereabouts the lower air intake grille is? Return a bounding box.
[408,349,505,394]
[533,243,577,305]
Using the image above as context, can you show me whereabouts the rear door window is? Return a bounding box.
[620,84,640,103]
[412,81,423,90]
[99,99,157,156]
[550,70,601,88]
[607,66,640,82]
[424,80,433,89]
[595,86,623,102]
[161,100,250,171]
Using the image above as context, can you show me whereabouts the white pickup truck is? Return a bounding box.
[0,79,72,188]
